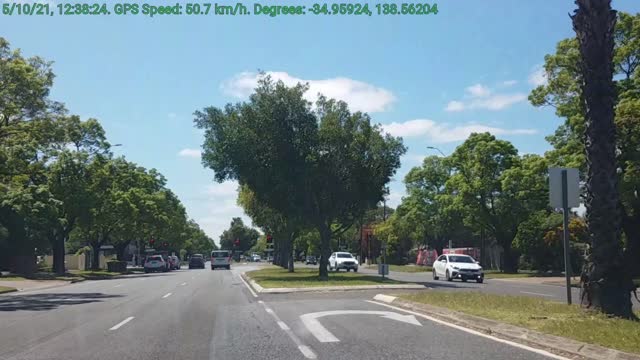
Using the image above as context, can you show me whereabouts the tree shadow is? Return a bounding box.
[0,292,123,312]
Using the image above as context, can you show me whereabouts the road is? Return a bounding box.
[0,263,574,360]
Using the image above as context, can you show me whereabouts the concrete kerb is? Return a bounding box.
[239,273,426,294]
[371,294,640,360]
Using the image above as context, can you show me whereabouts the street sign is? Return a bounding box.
[548,167,579,305]
[549,167,580,209]
[300,310,421,343]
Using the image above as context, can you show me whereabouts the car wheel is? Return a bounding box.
[354,268,358,273]
[432,269,439,280]
[477,278,484,284]
[227,265,231,270]
[211,267,214,270]
[446,270,452,281]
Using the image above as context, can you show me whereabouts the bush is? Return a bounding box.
[106,261,127,273]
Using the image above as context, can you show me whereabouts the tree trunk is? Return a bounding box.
[573,0,636,318]
[502,243,518,273]
[318,222,331,280]
[622,213,640,278]
[115,240,131,261]
[288,231,295,273]
[90,241,101,270]
[52,231,66,275]
[3,210,36,275]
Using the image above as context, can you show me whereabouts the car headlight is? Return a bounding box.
[478,267,483,271]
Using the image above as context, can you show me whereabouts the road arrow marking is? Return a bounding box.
[300,310,421,343]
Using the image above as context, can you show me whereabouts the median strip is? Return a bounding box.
[242,267,425,294]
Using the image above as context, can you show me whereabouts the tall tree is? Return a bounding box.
[196,76,405,279]
[572,0,635,318]
[219,217,260,254]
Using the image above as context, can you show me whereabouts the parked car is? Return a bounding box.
[188,254,205,269]
[328,252,358,272]
[211,250,231,270]
[432,254,484,283]
[251,254,261,262]
[169,255,180,270]
[144,255,168,273]
[305,256,317,265]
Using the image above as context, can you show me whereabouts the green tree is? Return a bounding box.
[196,77,405,279]
[219,217,260,254]
[529,11,640,281]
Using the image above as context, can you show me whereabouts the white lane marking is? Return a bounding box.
[109,316,134,331]
[238,273,258,298]
[298,345,316,359]
[520,291,555,297]
[258,301,316,359]
[366,301,571,360]
[162,292,172,299]
[114,284,122,288]
[180,282,187,286]
[139,278,146,281]
[300,310,421,343]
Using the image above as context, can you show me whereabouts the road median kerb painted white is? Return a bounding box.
[240,273,425,294]
[372,294,640,360]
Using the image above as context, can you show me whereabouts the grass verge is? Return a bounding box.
[0,285,17,294]
[366,265,432,273]
[399,292,640,354]
[246,267,407,288]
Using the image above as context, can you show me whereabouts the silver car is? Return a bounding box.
[144,255,168,273]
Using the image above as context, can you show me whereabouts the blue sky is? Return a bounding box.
[3,0,640,243]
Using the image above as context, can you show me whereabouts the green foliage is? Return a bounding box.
[219,217,260,253]
[196,76,405,278]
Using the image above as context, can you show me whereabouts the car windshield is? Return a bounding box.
[448,256,475,263]
[7,3,638,358]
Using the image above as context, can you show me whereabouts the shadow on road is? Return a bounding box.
[0,292,123,312]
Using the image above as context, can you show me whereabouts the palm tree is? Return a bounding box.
[572,0,636,319]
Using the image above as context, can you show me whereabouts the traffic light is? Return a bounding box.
[149,238,155,247]
[234,239,240,247]
[266,235,272,243]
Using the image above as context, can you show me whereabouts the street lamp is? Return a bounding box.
[426,146,446,157]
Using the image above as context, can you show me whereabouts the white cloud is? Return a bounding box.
[386,189,403,209]
[178,148,201,158]
[197,181,251,244]
[501,80,518,87]
[465,84,491,98]
[528,66,548,87]
[445,83,526,112]
[381,119,537,143]
[221,71,396,113]
[445,101,465,112]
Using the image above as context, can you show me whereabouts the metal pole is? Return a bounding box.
[382,243,386,279]
[561,170,572,305]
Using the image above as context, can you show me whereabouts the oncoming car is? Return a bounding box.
[328,252,358,272]
[432,254,484,283]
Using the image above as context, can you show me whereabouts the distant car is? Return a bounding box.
[252,254,261,262]
[144,255,168,273]
[211,250,231,270]
[305,256,317,265]
[188,254,205,269]
[169,255,180,270]
[329,252,358,272]
[432,254,484,283]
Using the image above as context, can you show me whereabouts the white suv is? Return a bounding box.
[144,255,167,273]
[432,254,484,283]
[329,252,358,272]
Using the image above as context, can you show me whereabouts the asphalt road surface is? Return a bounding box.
[0,263,580,360]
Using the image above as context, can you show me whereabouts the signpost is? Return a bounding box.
[379,242,388,278]
[549,167,580,305]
